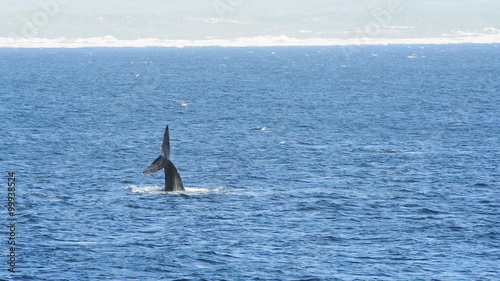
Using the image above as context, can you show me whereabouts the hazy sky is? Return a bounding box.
[1,0,499,39]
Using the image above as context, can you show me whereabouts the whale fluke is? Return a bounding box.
[143,125,185,191]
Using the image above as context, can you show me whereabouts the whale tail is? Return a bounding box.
[164,159,184,192]
[142,155,168,175]
[143,125,185,192]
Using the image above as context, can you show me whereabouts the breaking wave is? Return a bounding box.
[1,28,499,48]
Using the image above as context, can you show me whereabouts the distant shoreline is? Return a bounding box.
[1,34,499,48]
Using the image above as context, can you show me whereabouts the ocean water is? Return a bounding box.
[1,44,499,280]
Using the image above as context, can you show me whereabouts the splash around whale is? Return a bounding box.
[143,125,185,192]
[125,185,226,195]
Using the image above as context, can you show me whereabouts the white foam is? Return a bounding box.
[125,185,224,195]
[1,29,499,48]
[127,185,165,194]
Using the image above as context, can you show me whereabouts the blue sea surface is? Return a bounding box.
[1,45,499,280]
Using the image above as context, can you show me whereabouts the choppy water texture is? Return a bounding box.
[1,45,499,280]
